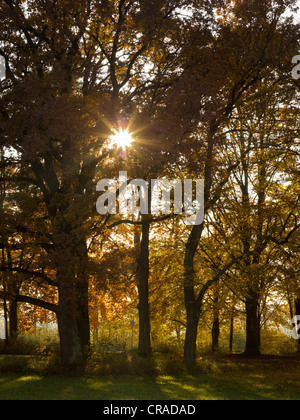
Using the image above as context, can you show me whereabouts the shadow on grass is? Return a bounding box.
[1,353,300,400]
[0,371,287,400]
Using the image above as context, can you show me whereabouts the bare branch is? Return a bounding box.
[0,291,58,313]
[107,215,172,229]
[0,266,57,287]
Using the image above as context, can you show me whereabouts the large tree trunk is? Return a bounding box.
[76,276,90,356]
[57,306,84,367]
[244,294,261,356]
[76,240,91,356]
[54,239,90,367]
[138,220,151,358]
[56,275,87,367]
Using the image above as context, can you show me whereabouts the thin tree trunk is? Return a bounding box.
[1,249,9,346]
[175,324,181,348]
[3,293,9,346]
[229,316,234,353]
[295,298,300,353]
[138,219,151,358]
[183,121,218,368]
[183,223,203,368]
[211,283,220,353]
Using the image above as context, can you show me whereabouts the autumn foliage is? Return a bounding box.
[0,0,299,368]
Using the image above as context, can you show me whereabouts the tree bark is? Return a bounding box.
[9,299,18,339]
[244,294,261,356]
[212,315,220,353]
[56,281,85,367]
[183,223,204,367]
[9,282,20,339]
[138,219,151,358]
[184,304,200,368]
[77,304,90,354]
[55,250,90,367]
[56,306,84,367]
[75,240,91,356]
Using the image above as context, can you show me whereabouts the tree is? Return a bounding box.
[177,0,299,366]
[202,71,299,355]
[0,0,215,366]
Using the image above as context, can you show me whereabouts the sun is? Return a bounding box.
[110,128,134,151]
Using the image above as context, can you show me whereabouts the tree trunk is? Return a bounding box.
[3,294,9,346]
[138,220,151,358]
[183,225,203,368]
[9,282,20,339]
[229,316,234,353]
[56,306,84,367]
[211,284,220,353]
[174,323,182,348]
[9,299,18,339]
[183,125,217,367]
[76,241,91,357]
[55,253,89,367]
[184,304,200,368]
[76,281,90,356]
[55,271,90,366]
[295,298,300,353]
[244,295,261,356]
[212,315,220,353]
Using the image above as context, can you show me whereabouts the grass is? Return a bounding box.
[0,354,300,400]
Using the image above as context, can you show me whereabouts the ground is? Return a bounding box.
[0,354,300,400]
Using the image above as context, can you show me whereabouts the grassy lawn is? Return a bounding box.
[0,355,300,400]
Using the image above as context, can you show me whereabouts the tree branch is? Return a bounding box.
[172,319,187,328]
[0,291,58,313]
[107,214,171,229]
[0,266,57,287]
[196,255,243,308]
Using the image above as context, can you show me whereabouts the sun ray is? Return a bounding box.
[110,128,134,151]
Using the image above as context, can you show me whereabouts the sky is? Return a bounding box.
[294,0,300,23]
[282,0,300,23]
